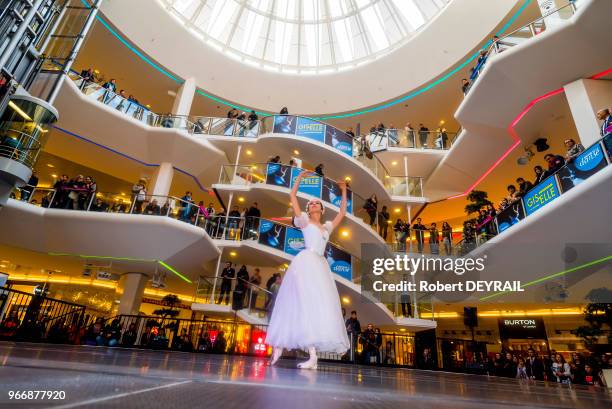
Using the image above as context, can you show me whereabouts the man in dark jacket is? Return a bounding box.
[217,262,235,305]
[245,202,261,239]
[525,348,545,380]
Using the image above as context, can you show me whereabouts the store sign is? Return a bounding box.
[96,271,114,281]
[557,142,608,193]
[495,200,525,233]
[523,175,561,216]
[498,318,547,339]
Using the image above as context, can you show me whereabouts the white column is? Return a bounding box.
[564,79,612,146]
[171,77,196,117]
[118,272,148,315]
[150,162,174,198]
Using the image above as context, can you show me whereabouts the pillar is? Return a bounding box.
[171,77,196,117]
[117,272,148,315]
[564,79,612,146]
[150,162,174,198]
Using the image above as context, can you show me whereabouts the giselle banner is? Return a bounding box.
[272,115,353,157]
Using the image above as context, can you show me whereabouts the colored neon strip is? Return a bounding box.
[479,255,612,301]
[52,125,209,192]
[48,252,193,284]
[81,0,532,118]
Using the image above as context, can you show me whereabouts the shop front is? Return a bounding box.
[498,318,550,355]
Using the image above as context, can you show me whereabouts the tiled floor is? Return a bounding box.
[0,342,609,408]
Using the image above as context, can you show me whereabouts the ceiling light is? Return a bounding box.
[293,150,300,155]
[344,176,351,182]
[229,251,237,257]
[238,197,245,202]
[51,174,57,178]
[440,120,445,125]
[385,175,390,179]
[391,161,397,166]
[394,208,401,213]
[340,229,349,238]
[120,192,125,196]
[399,328,406,332]
[46,164,54,168]
[246,149,252,155]
[8,101,32,121]
[341,297,350,304]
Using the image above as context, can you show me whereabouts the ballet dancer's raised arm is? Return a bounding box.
[330,181,347,231]
[291,170,310,217]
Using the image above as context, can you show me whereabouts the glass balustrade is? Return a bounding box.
[195,275,272,318]
[360,128,459,151]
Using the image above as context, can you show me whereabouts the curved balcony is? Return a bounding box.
[1,188,220,276]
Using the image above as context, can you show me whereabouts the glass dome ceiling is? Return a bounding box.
[160,0,451,74]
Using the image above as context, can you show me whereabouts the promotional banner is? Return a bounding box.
[284,227,305,256]
[557,142,609,193]
[296,117,326,143]
[272,115,297,134]
[265,163,292,188]
[324,244,352,281]
[290,167,322,197]
[258,219,286,251]
[325,126,353,157]
[498,318,547,340]
[523,175,561,216]
[366,132,388,153]
[321,178,353,213]
[604,132,612,161]
[495,200,526,233]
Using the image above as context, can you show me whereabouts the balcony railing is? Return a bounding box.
[362,128,460,151]
[0,129,43,168]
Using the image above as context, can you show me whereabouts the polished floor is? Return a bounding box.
[0,342,609,409]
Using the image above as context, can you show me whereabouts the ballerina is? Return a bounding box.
[266,170,350,369]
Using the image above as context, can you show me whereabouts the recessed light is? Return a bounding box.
[394,208,401,213]
[344,176,351,182]
[46,164,54,168]
[246,149,252,155]
[391,161,397,166]
[229,251,237,257]
[238,197,245,202]
[293,150,300,155]
[341,297,350,304]
[340,229,349,237]
[51,174,57,178]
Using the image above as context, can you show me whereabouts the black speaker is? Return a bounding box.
[464,306,478,328]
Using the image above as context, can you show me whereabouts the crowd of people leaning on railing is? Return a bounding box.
[79,67,144,107]
[358,122,452,150]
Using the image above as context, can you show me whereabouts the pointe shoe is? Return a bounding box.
[297,347,318,370]
[270,348,282,366]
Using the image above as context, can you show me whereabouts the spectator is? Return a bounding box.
[213,331,227,353]
[388,124,399,145]
[80,68,95,84]
[552,353,571,383]
[83,176,97,209]
[363,194,378,227]
[197,331,213,352]
[360,323,379,364]
[66,175,86,210]
[245,202,261,239]
[441,222,452,255]
[405,123,416,147]
[378,206,390,240]
[52,174,69,208]
[102,78,116,92]
[516,358,528,379]
[144,199,161,215]
[461,78,470,95]
[279,107,289,115]
[20,170,38,202]
[583,363,605,386]
[217,262,235,305]
[249,268,262,309]
[345,310,361,354]
[90,198,108,212]
[121,323,137,346]
[269,155,281,164]
[525,348,545,380]
[400,274,412,318]
[179,191,193,222]
[502,352,516,378]
[384,340,396,365]
[564,138,584,161]
[131,178,147,214]
[314,163,324,177]
[227,205,241,238]
[160,201,171,216]
[506,184,519,202]
[544,153,565,174]
[345,127,355,138]
[533,165,547,185]
[516,177,533,197]
[429,223,440,254]
[435,127,448,149]
[234,265,250,309]
[412,218,426,253]
[597,108,612,137]
[418,123,429,148]
[393,219,408,251]
[418,347,436,370]
[267,274,282,313]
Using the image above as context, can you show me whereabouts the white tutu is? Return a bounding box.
[265,214,350,353]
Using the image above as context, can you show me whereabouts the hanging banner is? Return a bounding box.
[495,200,526,233]
[557,142,608,193]
[325,127,353,156]
[296,117,326,143]
[265,163,292,188]
[523,175,561,216]
[290,167,322,197]
[284,227,306,256]
[272,115,297,134]
[366,132,388,153]
[321,178,353,213]
[325,244,352,281]
[258,220,286,251]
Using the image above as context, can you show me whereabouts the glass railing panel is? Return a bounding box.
[384,176,423,197]
[365,129,458,150]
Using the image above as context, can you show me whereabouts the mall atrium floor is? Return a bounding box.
[0,342,609,409]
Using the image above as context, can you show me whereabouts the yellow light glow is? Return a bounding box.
[229,251,237,257]
[391,161,398,166]
[246,150,252,155]
[8,101,32,121]
[394,208,401,213]
[341,297,350,304]
[344,176,351,182]
[238,197,245,203]
[385,175,390,179]
[440,120,445,125]
[47,164,55,168]
[293,149,300,155]
[51,174,57,178]
[120,193,125,196]
[340,229,349,238]
[399,328,406,332]
[0,264,7,269]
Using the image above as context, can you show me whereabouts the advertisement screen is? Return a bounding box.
[495,200,526,233]
[523,175,561,216]
[296,117,325,143]
[557,142,608,193]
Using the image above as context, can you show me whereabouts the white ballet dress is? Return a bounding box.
[265,213,350,353]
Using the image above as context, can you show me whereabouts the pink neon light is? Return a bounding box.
[590,68,612,80]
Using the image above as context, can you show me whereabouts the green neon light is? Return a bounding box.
[48,252,193,284]
[82,0,532,119]
[479,255,612,301]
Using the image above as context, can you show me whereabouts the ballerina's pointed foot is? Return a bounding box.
[269,348,283,366]
[297,347,318,370]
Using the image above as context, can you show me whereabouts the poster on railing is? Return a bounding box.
[523,175,561,216]
[366,132,388,153]
[273,115,297,134]
[321,179,353,213]
[324,244,352,281]
[290,167,322,197]
[265,163,292,188]
[325,127,353,157]
[284,227,306,256]
[296,117,326,143]
[604,133,612,162]
[495,200,526,233]
[258,220,286,251]
[557,142,609,193]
